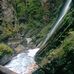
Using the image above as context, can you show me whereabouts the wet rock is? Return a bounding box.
[0,55,13,65]
[0,43,13,65]
[32,68,45,74]
[0,65,17,74]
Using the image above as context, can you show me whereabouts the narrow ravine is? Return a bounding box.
[4,0,72,74]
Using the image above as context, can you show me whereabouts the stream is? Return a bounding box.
[5,48,40,74]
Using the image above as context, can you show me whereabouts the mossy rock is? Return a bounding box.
[0,43,13,65]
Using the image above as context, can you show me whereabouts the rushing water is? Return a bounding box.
[41,0,72,47]
[5,48,40,74]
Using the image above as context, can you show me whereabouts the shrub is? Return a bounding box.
[0,43,13,58]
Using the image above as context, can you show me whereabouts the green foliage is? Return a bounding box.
[0,24,18,41]
[17,2,26,17]
[27,0,43,20]
[15,0,27,17]
[38,30,74,67]
[0,43,13,58]
[15,0,43,22]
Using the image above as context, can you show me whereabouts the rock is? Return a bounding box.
[0,65,17,74]
[0,43,13,65]
[32,68,45,74]
[26,38,32,44]
[15,44,25,53]
[0,55,13,65]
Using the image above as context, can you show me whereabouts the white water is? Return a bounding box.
[5,48,40,74]
[41,0,72,47]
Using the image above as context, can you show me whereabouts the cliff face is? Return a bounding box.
[0,0,18,42]
[1,0,14,23]
[0,0,17,25]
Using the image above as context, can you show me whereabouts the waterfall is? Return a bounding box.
[41,0,72,47]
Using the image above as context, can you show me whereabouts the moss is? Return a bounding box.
[0,43,13,58]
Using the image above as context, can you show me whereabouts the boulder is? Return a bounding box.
[0,65,17,74]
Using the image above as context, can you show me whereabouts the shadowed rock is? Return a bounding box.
[0,65,17,74]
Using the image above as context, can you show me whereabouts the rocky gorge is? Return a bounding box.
[0,0,74,74]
